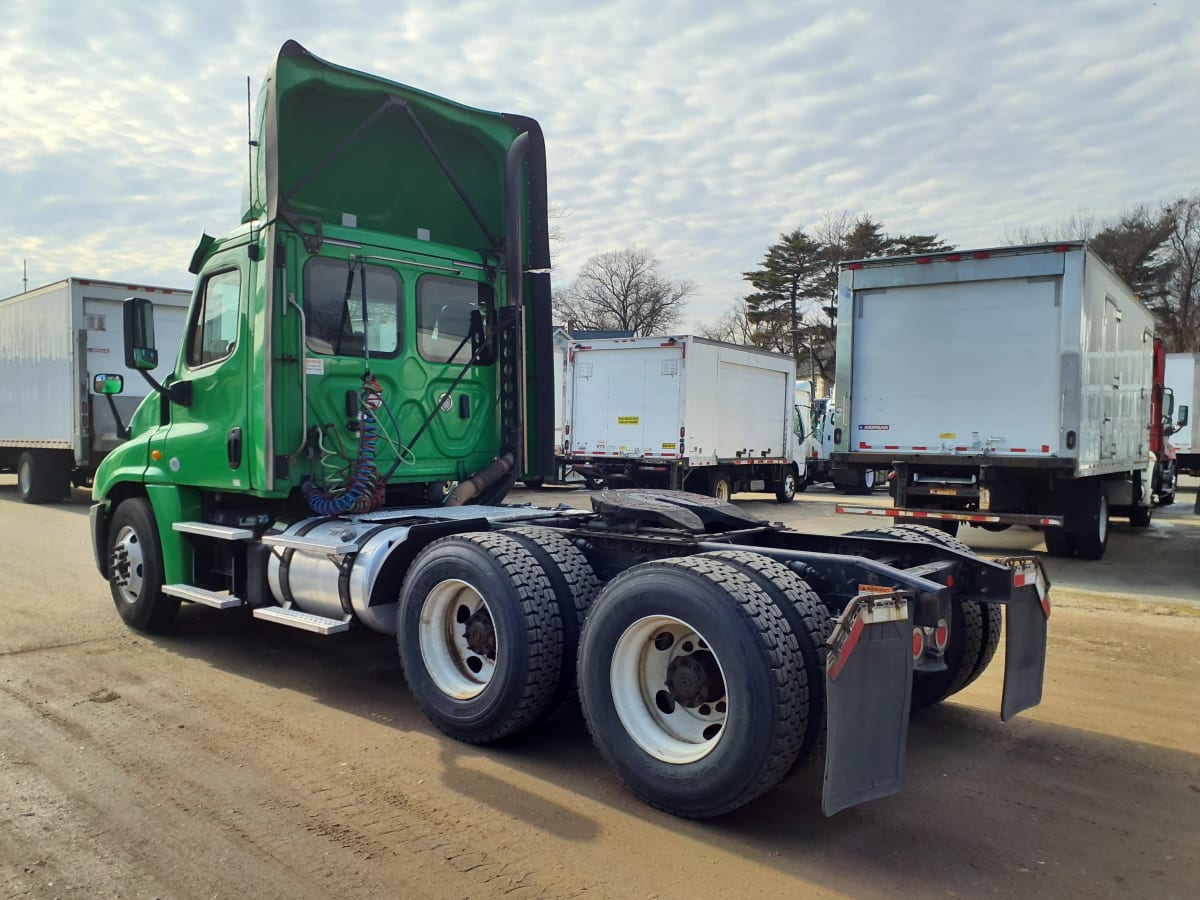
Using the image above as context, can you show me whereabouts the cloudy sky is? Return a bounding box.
[1,0,1195,326]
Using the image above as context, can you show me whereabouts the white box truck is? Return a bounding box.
[831,242,1160,559]
[1164,352,1200,474]
[0,277,190,502]
[566,335,805,501]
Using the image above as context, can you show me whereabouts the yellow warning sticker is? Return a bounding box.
[939,432,956,439]
[661,442,677,450]
[617,416,639,425]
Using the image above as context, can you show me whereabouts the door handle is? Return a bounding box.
[227,427,243,470]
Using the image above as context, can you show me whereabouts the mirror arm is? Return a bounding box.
[103,393,131,441]
[136,369,193,408]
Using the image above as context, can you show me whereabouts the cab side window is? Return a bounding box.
[186,269,241,368]
[304,258,401,358]
[416,275,494,364]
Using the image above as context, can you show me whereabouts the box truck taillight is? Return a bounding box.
[1066,430,1077,449]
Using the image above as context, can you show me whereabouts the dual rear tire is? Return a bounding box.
[399,536,832,818]
[844,523,1001,712]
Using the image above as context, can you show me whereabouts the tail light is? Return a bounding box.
[912,628,925,661]
[934,619,949,651]
[1066,430,1077,449]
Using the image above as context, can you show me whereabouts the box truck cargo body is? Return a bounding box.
[0,277,190,501]
[831,242,1159,559]
[1165,352,1200,473]
[568,336,805,501]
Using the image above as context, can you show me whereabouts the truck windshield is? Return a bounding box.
[304,258,401,357]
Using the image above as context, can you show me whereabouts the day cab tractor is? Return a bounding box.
[89,41,1050,819]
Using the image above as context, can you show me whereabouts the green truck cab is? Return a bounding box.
[91,40,552,587]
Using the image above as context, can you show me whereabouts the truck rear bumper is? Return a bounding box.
[835,504,1065,528]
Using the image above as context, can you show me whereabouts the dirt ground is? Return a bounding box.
[1,476,1198,898]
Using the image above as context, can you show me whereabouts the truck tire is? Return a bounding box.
[17,450,69,504]
[774,468,798,504]
[1074,494,1109,560]
[1043,528,1075,557]
[522,476,545,489]
[578,556,805,818]
[501,526,601,716]
[844,525,993,710]
[696,550,831,766]
[1129,504,1152,527]
[108,497,180,633]
[397,532,563,743]
[708,473,733,503]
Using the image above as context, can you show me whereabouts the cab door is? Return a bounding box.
[162,257,250,490]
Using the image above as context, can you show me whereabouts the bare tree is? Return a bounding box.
[1002,210,1098,245]
[553,248,693,335]
[547,202,570,265]
[696,297,772,346]
[1153,196,1200,352]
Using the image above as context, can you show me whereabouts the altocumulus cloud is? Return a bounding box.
[0,0,1194,324]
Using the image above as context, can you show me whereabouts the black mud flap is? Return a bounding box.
[998,559,1051,722]
[822,592,913,817]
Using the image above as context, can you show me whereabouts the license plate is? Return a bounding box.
[930,487,957,496]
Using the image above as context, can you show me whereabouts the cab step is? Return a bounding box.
[260,534,358,556]
[252,607,351,635]
[163,584,243,609]
[173,521,256,541]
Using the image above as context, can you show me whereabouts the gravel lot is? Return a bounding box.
[1,475,1197,898]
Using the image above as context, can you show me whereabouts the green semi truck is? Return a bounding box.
[89,41,1050,819]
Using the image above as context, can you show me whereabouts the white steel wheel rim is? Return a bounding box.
[17,458,32,495]
[418,578,497,700]
[112,525,145,605]
[782,473,796,497]
[1097,495,1109,543]
[714,480,730,502]
[864,469,876,490]
[610,615,729,764]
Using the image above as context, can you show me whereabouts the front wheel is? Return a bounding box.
[774,469,797,504]
[578,557,806,818]
[108,497,179,632]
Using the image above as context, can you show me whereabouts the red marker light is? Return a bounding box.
[945,253,962,262]
[847,262,864,270]
[973,251,990,260]
[916,256,932,265]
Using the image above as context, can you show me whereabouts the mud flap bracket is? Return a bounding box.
[822,591,913,817]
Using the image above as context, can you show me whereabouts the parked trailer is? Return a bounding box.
[1164,352,1199,475]
[0,277,189,502]
[88,41,1050,820]
[568,336,806,502]
[832,242,1161,559]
